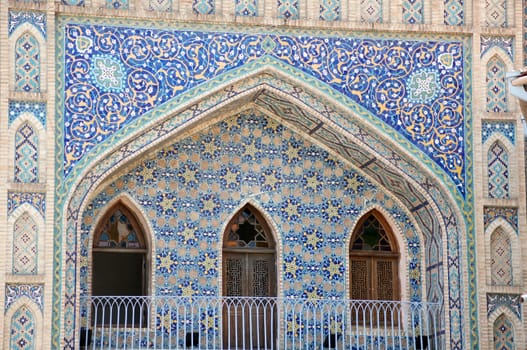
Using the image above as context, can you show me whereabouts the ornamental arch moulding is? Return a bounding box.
[58,68,469,348]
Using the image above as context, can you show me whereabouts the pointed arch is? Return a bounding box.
[9,23,47,93]
[90,196,151,297]
[9,113,46,184]
[487,140,510,199]
[349,209,400,301]
[4,298,43,350]
[61,71,469,349]
[486,55,508,112]
[493,313,515,350]
[484,218,521,288]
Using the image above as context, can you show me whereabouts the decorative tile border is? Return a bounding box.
[484,207,518,232]
[8,11,46,38]
[8,191,46,218]
[482,121,515,145]
[5,284,44,312]
[9,101,46,127]
[480,36,514,61]
[53,16,473,350]
[487,293,522,320]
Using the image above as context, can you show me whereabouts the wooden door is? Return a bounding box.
[223,251,276,349]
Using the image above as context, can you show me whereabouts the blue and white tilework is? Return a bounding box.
[8,191,46,218]
[8,11,46,38]
[480,36,514,61]
[487,293,522,319]
[482,121,515,145]
[9,101,46,127]
[61,23,468,195]
[5,284,44,312]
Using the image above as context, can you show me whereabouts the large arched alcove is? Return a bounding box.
[59,71,467,349]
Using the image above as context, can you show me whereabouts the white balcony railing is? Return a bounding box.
[79,296,442,349]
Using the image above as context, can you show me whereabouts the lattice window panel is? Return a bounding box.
[225,208,272,248]
[485,0,507,28]
[12,213,38,275]
[225,257,243,296]
[488,142,510,199]
[14,33,40,93]
[493,314,515,350]
[486,56,508,112]
[490,228,513,286]
[350,260,369,300]
[252,259,270,297]
[14,123,39,184]
[10,306,36,350]
[376,260,394,300]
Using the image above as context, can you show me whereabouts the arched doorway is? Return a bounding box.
[91,202,148,326]
[222,205,276,349]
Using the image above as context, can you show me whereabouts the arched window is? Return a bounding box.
[349,210,400,301]
[222,205,276,348]
[92,203,147,297]
[488,141,510,199]
[14,32,40,93]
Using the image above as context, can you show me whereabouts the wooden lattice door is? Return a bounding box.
[222,206,276,349]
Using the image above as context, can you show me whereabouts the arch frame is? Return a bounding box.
[82,192,156,298]
[4,297,43,350]
[7,203,46,277]
[54,68,470,349]
[484,218,522,291]
[483,133,517,200]
[9,112,46,184]
[218,200,283,298]
[488,308,524,350]
[9,23,47,94]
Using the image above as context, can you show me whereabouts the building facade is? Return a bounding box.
[0,0,526,349]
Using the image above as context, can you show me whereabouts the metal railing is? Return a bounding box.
[79,296,442,349]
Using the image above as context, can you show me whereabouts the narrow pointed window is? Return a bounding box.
[349,210,400,301]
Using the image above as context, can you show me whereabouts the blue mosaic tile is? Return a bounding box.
[482,121,515,145]
[402,0,423,24]
[444,0,464,25]
[62,0,85,5]
[487,293,522,319]
[481,36,514,61]
[5,284,44,312]
[320,0,340,21]
[8,11,46,38]
[484,207,518,232]
[9,101,46,127]
[236,0,258,16]
[79,111,423,302]
[61,24,468,195]
[106,0,129,9]
[7,191,46,217]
